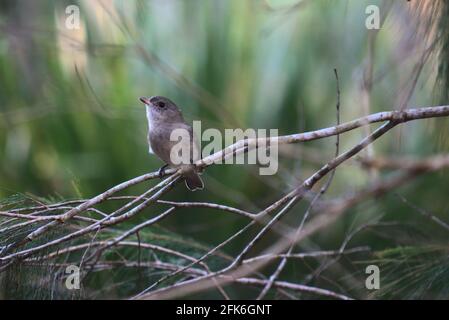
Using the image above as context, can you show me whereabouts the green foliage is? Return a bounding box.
[367,245,449,299]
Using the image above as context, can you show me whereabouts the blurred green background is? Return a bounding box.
[1,0,449,299]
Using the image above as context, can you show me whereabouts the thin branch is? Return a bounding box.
[256,68,342,299]
[396,193,449,232]
[0,175,181,262]
[196,105,449,168]
[243,246,371,264]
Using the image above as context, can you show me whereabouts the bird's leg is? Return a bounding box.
[158,164,169,179]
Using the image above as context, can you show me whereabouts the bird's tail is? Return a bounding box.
[184,171,204,191]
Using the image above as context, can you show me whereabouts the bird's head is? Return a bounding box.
[139,96,184,123]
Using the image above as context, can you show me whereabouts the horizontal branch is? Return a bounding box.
[197,105,449,167]
[242,246,371,264]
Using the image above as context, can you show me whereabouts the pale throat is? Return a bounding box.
[145,105,154,154]
[145,105,153,131]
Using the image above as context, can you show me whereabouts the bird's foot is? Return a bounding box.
[158,164,169,179]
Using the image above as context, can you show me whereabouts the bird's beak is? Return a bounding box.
[139,97,151,105]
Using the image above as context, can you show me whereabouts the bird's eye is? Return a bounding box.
[158,101,166,108]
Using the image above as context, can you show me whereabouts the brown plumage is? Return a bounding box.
[140,96,204,191]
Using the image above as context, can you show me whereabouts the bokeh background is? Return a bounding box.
[1,0,449,299]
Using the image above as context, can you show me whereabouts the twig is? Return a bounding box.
[396,193,449,232]
[0,174,181,262]
[256,68,342,299]
[243,246,371,264]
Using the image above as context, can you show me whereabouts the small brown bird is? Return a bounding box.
[139,96,204,191]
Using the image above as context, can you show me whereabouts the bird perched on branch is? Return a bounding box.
[140,96,204,191]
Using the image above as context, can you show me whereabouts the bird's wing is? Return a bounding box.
[187,124,201,162]
[171,123,201,162]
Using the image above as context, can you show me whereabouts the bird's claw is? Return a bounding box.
[158,164,169,179]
